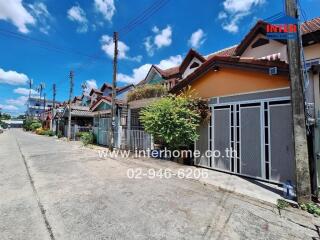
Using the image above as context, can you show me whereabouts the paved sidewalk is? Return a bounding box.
[94,146,284,205]
[1,129,319,240]
[0,130,50,240]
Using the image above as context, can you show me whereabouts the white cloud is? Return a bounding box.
[0,68,29,85]
[0,0,36,33]
[94,0,115,22]
[86,79,98,90]
[14,87,37,95]
[144,25,172,56]
[6,96,28,106]
[157,55,182,69]
[28,2,51,34]
[219,0,265,33]
[218,11,227,20]
[101,35,142,62]
[188,29,206,49]
[144,37,154,56]
[0,104,19,111]
[154,25,172,48]
[118,64,152,84]
[67,5,88,33]
[118,55,182,84]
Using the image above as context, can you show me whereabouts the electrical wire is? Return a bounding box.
[0,28,106,60]
[119,0,170,37]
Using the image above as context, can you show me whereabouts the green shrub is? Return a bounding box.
[140,94,201,149]
[57,131,63,138]
[127,84,168,102]
[300,202,320,216]
[30,122,42,131]
[80,132,95,146]
[0,120,8,129]
[76,131,85,138]
[23,119,41,131]
[44,130,55,136]
[277,199,290,210]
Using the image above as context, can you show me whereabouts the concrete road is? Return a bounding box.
[0,129,319,240]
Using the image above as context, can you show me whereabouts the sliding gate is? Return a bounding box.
[197,95,295,184]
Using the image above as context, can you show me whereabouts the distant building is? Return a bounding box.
[27,97,59,118]
[2,120,23,128]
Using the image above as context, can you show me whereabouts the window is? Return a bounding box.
[190,62,199,69]
[251,38,269,48]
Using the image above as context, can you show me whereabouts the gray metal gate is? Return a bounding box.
[197,92,295,184]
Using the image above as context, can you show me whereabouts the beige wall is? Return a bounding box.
[241,35,320,62]
[304,43,320,60]
[189,67,290,99]
[241,34,288,62]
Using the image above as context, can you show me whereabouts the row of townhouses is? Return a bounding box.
[36,17,320,196]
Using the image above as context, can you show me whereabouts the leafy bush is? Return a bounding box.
[277,199,290,210]
[23,119,41,131]
[300,202,320,216]
[127,84,168,102]
[140,94,201,149]
[57,131,63,138]
[35,127,46,135]
[45,130,55,136]
[80,132,95,146]
[76,131,86,138]
[30,122,42,131]
[0,120,8,129]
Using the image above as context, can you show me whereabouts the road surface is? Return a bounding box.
[0,129,319,240]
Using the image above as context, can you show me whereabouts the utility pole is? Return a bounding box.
[28,79,32,118]
[109,32,118,151]
[37,83,45,119]
[285,0,311,203]
[52,83,56,131]
[43,93,46,123]
[67,70,74,141]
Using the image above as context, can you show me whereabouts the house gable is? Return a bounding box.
[91,99,111,111]
[241,33,287,62]
[145,67,164,84]
[182,57,203,78]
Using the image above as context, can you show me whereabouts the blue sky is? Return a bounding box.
[0,0,319,115]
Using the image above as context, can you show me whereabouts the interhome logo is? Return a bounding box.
[266,14,298,40]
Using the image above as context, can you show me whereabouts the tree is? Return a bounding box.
[140,94,201,150]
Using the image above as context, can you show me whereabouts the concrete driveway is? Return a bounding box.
[0,129,319,240]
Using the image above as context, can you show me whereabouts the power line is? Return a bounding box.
[119,0,166,34]
[0,28,106,60]
[119,0,170,37]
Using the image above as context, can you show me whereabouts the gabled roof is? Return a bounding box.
[100,83,112,92]
[89,88,102,96]
[300,17,320,35]
[206,45,238,59]
[179,49,206,73]
[235,17,320,56]
[170,56,289,93]
[90,96,123,111]
[117,84,134,94]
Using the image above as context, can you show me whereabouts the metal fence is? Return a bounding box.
[126,129,153,150]
[64,125,92,140]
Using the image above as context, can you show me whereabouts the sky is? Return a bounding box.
[0,0,319,115]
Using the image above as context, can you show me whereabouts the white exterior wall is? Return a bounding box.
[241,34,288,62]
[182,58,202,79]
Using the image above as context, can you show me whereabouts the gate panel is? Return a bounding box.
[213,108,231,171]
[240,106,262,178]
[269,104,295,183]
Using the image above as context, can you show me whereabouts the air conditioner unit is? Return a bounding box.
[269,67,278,75]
